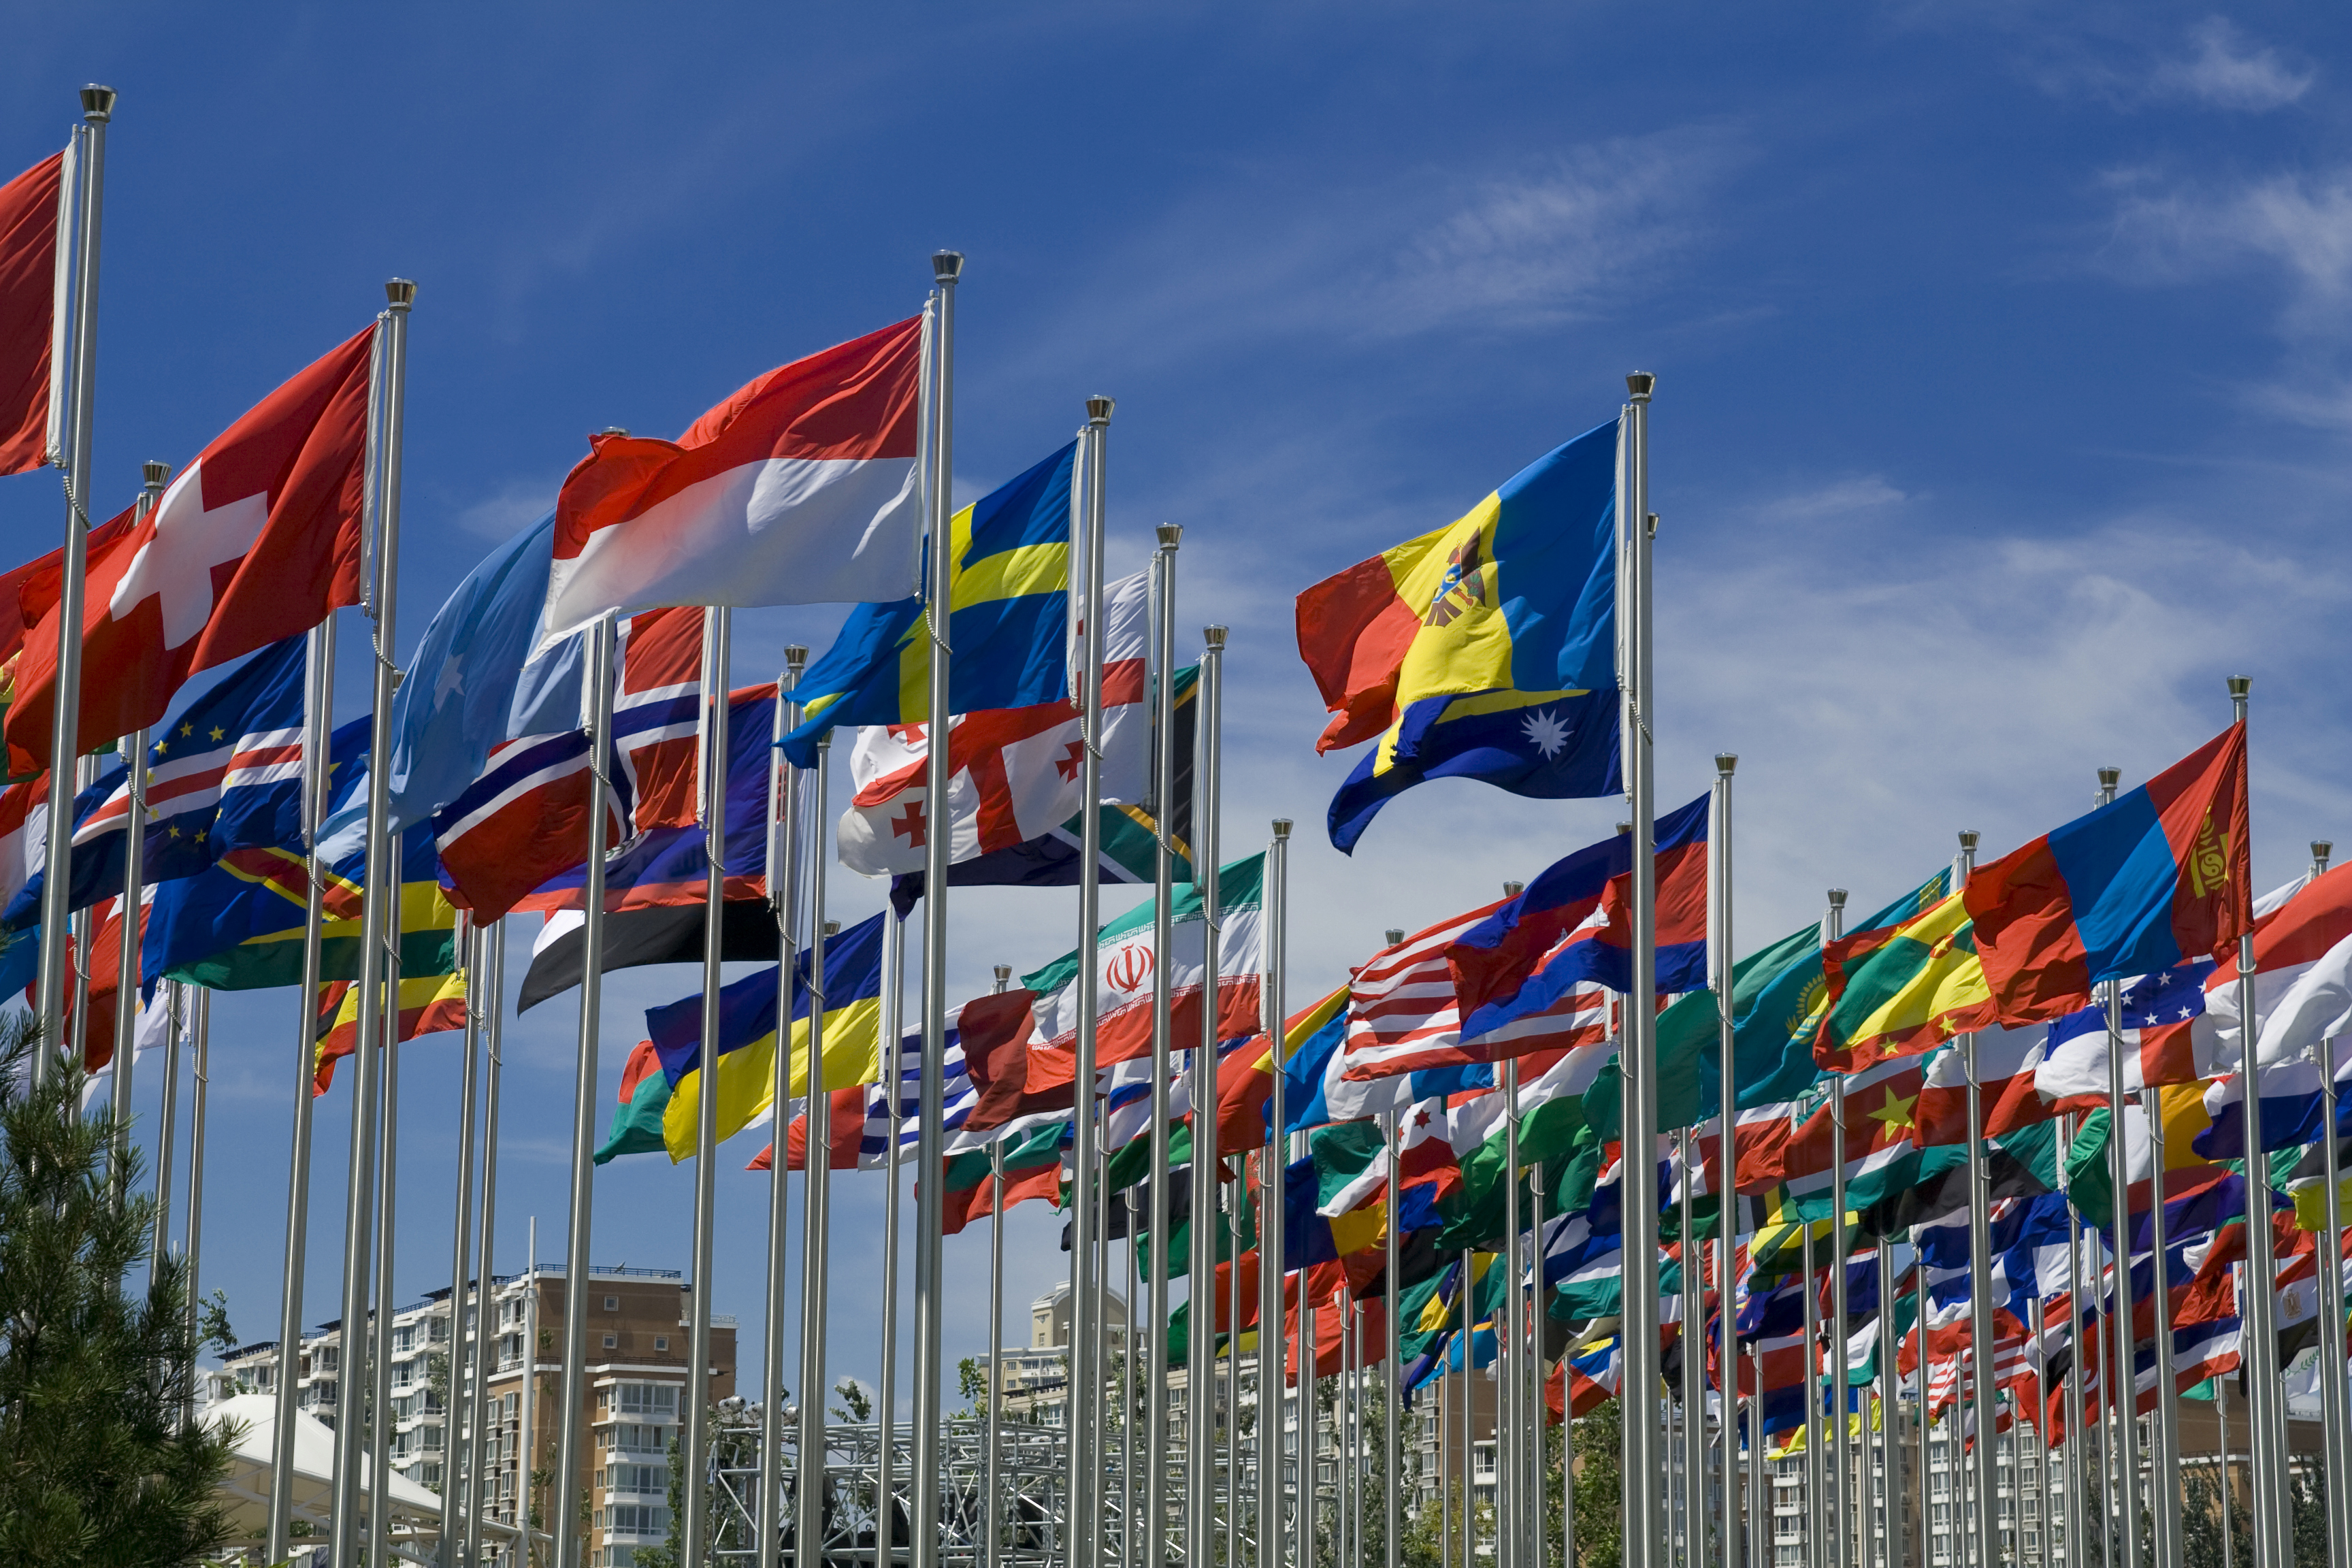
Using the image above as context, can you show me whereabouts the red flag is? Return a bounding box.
[7,326,375,773]
[614,606,704,831]
[0,152,63,476]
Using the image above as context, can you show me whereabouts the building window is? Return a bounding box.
[603,1335,618,1349]
[655,1337,669,1352]
[613,1383,679,1418]
[604,1296,619,1312]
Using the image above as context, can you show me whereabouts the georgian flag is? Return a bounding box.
[7,326,375,774]
[542,316,924,638]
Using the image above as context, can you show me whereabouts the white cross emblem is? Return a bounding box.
[108,459,271,648]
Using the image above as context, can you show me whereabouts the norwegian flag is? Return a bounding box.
[1337,898,1509,1081]
[612,606,703,831]
[434,730,631,924]
[2033,958,2216,1114]
[7,326,376,773]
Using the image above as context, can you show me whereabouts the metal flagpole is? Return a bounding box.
[1678,1129,1703,1568]
[1227,1175,1243,1568]
[331,280,411,1567]
[1385,1108,1403,1568]
[1710,755,1737,1568]
[1826,887,1851,1568]
[877,914,906,1568]
[2225,675,2287,1568]
[2138,814,2183,1568]
[107,457,166,1175]
[798,866,838,1568]
[1458,1252,1473,1568]
[1801,1219,1825,1568]
[268,611,334,1564]
[553,612,619,1568]
[1877,1241,1904,1568]
[681,603,732,1565]
[762,649,807,1568]
[1504,1051,1524,1568]
[1620,370,1663,1568]
[1263,819,1291,1568]
[985,1127,1007,1568]
[439,921,483,1567]
[522,1217,539,1558]
[2317,1017,2351,1567]
[911,250,962,1568]
[1188,623,1228,1568]
[181,986,210,1429]
[1952,830,2003,1568]
[2057,1111,2087,1568]
[1146,523,1182,1568]
[1127,1183,1144,1568]
[1073,393,1115,1568]
[464,922,506,1568]
[372,953,404,1568]
[2082,773,2140,1568]
[35,86,114,1059]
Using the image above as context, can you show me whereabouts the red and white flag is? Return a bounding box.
[835,571,1148,876]
[7,326,376,773]
[612,605,704,831]
[0,150,66,476]
[543,316,924,638]
[434,730,627,925]
[1338,900,1509,1081]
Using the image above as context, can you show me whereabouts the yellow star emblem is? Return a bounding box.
[152,740,167,755]
[209,726,225,742]
[1864,1086,1917,1135]
[167,823,181,839]
[180,722,194,738]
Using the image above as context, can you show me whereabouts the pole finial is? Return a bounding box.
[599,426,630,438]
[385,278,417,310]
[1827,888,1848,910]
[1203,625,1227,651]
[1616,821,1632,835]
[1714,753,1737,777]
[1271,818,1292,840]
[1086,395,1115,426]
[1384,929,1406,947]
[992,964,1012,993]
[1958,829,1980,853]
[932,251,964,283]
[784,644,808,675]
[1503,881,1525,898]
[142,459,170,490]
[2313,840,2334,874]
[2097,766,2121,794]
[1156,523,1182,549]
[1626,372,1656,402]
[80,86,116,121]
[822,919,840,938]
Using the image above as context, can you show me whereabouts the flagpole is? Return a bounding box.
[2315,850,2351,1568]
[1384,1106,1403,1568]
[1456,1252,1472,1568]
[1944,830,2000,1568]
[985,1126,1006,1568]
[267,608,335,1564]
[877,913,907,1568]
[1676,1128,1701,1568]
[439,920,483,1567]
[1618,370,1662,1568]
[910,251,962,1568]
[331,280,411,1568]
[2223,675,2287,1568]
[106,457,165,1175]
[798,807,838,1568]
[34,86,114,1062]
[1800,1207,1825,1568]
[1708,754,1736,1568]
[1068,392,1115,1568]
[371,956,406,1568]
[1825,887,1851,1568]
[549,610,619,1568]
[181,985,210,1430]
[2121,770,2180,1568]
[1262,817,1290,1568]
[1146,523,1182,1568]
[1503,1051,1524,1568]
[2056,1109,2087,1568]
[463,921,506,1568]
[1876,1240,1903,1568]
[1188,623,1228,1568]
[761,651,807,1568]
[681,602,732,1566]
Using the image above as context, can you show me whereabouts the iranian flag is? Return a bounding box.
[1019,853,1265,1085]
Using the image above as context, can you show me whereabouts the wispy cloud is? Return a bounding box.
[2149,18,2315,112]
[2019,16,2313,114]
[2099,165,2352,330]
[453,478,558,541]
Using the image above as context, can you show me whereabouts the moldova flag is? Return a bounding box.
[1296,417,1623,852]
[1965,725,2251,1026]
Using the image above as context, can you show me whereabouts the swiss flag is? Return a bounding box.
[7,325,374,773]
[0,151,64,476]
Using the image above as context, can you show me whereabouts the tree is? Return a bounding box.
[1571,1397,1622,1568]
[0,1018,238,1565]
[830,1377,872,1424]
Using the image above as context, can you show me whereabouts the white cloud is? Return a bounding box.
[453,478,557,540]
[2150,18,2314,112]
[2100,166,2352,333]
[1755,476,1910,525]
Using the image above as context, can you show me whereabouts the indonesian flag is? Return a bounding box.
[542,316,924,638]
[0,150,65,476]
[6,326,376,774]
[836,571,1148,877]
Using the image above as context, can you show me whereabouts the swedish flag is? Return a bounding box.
[779,442,1076,766]
[650,912,887,1162]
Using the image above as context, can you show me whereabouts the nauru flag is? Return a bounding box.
[542,316,924,638]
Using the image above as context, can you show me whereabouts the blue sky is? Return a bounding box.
[3,3,2349,1410]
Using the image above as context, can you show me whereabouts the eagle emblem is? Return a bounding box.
[1423,532,1489,627]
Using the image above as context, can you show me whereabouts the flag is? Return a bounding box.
[2031,958,2218,1113]
[649,912,886,1161]
[0,150,64,476]
[518,899,781,1014]
[1913,1023,2055,1146]
[2060,1085,2219,1231]
[779,441,1080,761]
[542,316,924,638]
[1336,897,1509,1081]
[1448,792,1711,1062]
[1814,867,1996,1073]
[1966,725,2252,1026]
[0,508,138,752]
[312,968,469,1092]
[1214,985,1348,1154]
[1019,853,1266,1081]
[610,606,703,831]
[832,571,1149,876]
[433,730,628,924]
[8,326,376,772]
[2207,864,2352,1072]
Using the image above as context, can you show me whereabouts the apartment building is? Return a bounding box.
[212,1263,734,1567]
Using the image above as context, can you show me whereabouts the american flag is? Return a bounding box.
[1337,898,1506,1081]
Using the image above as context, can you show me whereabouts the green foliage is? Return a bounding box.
[830,1377,872,1424]
[0,1017,238,1565]
[1572,1398,1622,1568]
[956,1356,987,1414]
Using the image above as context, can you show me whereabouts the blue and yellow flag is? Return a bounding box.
[651,912,887,1162]
[778,442,1075,766]
[1297,419,1622,852]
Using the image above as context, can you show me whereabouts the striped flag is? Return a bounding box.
[1337,898,1508,1081]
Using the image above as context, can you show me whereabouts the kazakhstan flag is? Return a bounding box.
[1299,418,1623,853]
[778,442,1077,766]
[649,912,887,1162]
